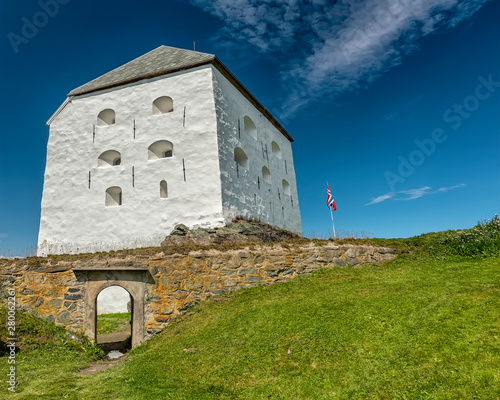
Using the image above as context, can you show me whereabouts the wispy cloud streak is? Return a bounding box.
[366,183,466,205]
[190,0,489,118]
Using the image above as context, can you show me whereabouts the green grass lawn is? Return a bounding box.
[97,313,131,335]
[1,218,499,399]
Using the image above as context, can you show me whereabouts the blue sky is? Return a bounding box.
[0,0,498,255]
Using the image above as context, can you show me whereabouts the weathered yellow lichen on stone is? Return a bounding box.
[0,243,396,343]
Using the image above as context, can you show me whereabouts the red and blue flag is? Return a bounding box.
[327,184,337,211]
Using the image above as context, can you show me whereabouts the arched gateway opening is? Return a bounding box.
[96,286,132,352]
[73,265,150,349]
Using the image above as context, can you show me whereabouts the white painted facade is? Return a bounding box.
[212,69,301,234]
[38,57,301,256]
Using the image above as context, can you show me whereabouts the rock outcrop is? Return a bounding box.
[161,219,300,246]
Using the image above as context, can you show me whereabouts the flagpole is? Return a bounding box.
[330,205,336,239]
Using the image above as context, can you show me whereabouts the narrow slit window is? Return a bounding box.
[160,180,168,198]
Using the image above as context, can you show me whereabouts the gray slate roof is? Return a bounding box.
[68,46,215,97]
[63,45,293,141]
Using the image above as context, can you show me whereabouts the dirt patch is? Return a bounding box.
[97,328,131,352]
[79,321,131,375]
[78,354,127,375]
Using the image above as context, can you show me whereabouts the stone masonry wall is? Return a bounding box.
[0,243,396,341]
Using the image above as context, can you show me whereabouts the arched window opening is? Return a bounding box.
[160,180,168,198]
[98,150,121,168]
[148,140,174,160]
[96,286,132,352]
[282,179,291,196]
[152,96,173,115]
[105,186,122,207]
[262,166,271,183]
[97,109,115,126]
[234,147,248,169]
[271,141,282,159]
[243,116,257,140]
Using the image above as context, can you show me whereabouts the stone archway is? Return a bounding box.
[73,266,150,348]
[95,284,133,348]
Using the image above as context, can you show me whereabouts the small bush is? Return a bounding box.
[438,215,500,257]
[333,215,500,259]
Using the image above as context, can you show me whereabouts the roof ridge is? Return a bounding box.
[68,45,215,97]
[58,45,293,142]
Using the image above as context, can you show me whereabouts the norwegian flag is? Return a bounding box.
[326,184,337,211]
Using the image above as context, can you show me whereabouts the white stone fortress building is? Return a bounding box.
[38,46,301,255]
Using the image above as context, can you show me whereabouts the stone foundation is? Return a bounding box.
[0,243,396,345]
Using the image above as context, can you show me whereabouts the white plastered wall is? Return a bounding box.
[211,67,302,234]
[38,66,225,255]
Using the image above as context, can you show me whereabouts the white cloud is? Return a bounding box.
[191,0,489,118]
[366,184,465,205]
[365,193,395,205]
[436,183,466,192]
[397,186,432,200]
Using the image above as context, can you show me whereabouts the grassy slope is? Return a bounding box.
[1,218,499,399]
[78,257,500,400]
[0,306,104,398]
